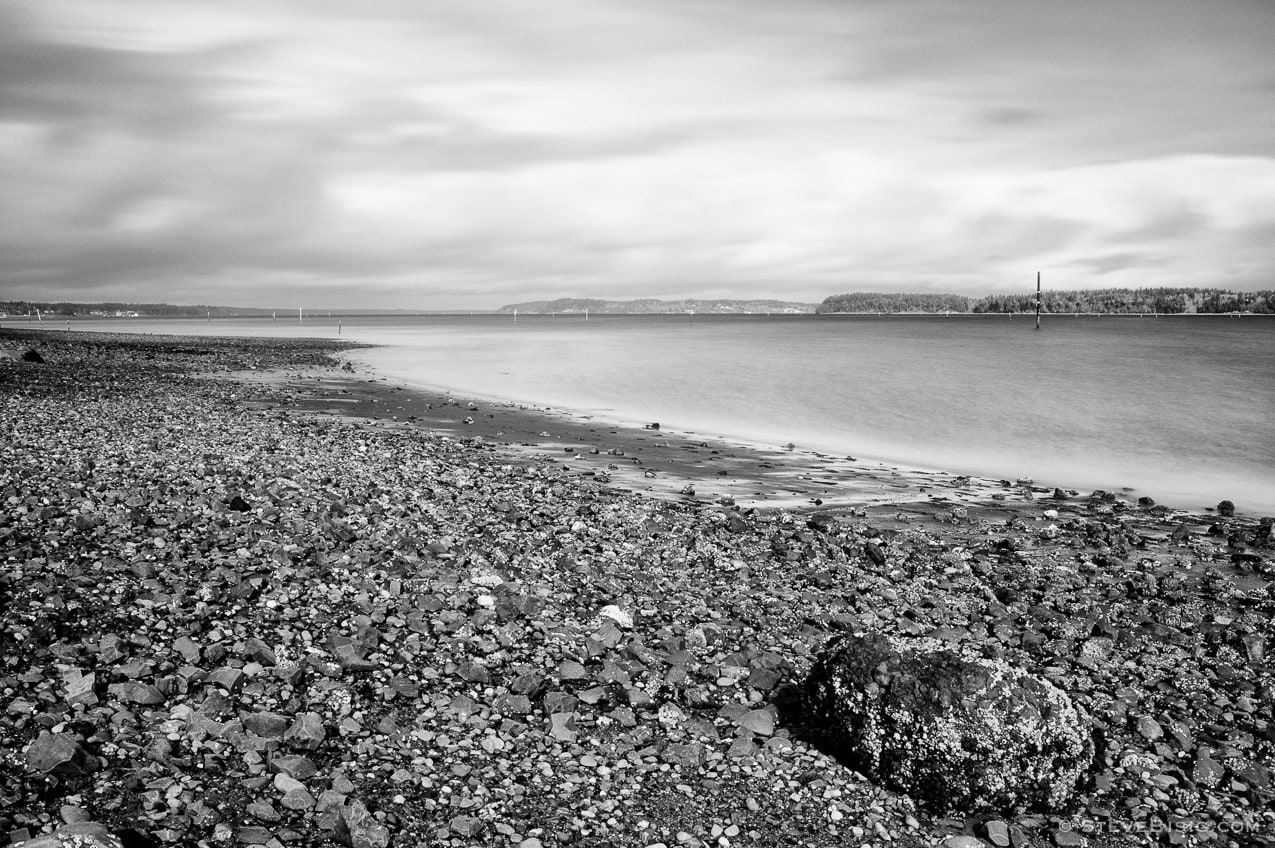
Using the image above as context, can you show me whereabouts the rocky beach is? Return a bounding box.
[1,329,1272,848]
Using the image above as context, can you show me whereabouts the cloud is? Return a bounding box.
[1,1,1274,309]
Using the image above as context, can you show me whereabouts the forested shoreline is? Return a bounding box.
[818,287,1275,315]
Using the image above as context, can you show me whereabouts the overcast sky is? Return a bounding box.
[3,1,1274,310]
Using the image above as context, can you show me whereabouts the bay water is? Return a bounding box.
[45,313,1275,514]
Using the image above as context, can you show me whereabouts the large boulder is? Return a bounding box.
[0,347,45,363]
[804,632,1091,814]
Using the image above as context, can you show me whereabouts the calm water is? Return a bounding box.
[43,313,1275,514]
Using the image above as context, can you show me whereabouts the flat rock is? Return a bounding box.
[26,731,100,777]
[735,709,775,737]
[20,822,122,848]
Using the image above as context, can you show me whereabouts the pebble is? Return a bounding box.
[1,331,1270,848]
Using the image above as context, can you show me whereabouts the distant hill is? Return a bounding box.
[498,297,816,314]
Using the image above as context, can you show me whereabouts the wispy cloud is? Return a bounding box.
[2,0,1274,308]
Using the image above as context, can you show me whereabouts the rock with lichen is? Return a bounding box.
[803,631,1092,814]
[19,821,123,848]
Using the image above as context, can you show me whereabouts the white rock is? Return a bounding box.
[598,605,633,628]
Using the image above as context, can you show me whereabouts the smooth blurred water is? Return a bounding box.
[48,313,1275,514]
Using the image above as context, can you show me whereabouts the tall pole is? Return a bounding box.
[1035,272,1041,330]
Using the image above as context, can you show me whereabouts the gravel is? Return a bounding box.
[1,329,1272,848]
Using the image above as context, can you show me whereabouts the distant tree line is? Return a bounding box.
[816,293,973,313]
[817,288,1274,315]
[969,287,1275,314]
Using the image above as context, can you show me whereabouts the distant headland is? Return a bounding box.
[503,287,1274,315]
[3,286,1271,319]
[497,297,813,315]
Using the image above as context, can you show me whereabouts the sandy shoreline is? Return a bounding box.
[235,355,1205,521]
[2,328,1273,848]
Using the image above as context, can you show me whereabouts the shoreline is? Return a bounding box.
[265,351,1252,523]
[7,320,1270,516]
[2,328,1273,848]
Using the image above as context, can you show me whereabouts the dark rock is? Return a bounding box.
[26,732,100,777]
[803,632,1091,814]
[808,513,838,533]
[335,799,390,848]
[864,541,887,566]
[1217,500,1235,517]
[207,667,245,693]
[244,637,278,666]
[284,712,326,750]
[330,636,376,672]
[271,755,318,780]
[109,681,165,705]
[227,494,252,512]
[21,347,46,364]
[243,711,289,738]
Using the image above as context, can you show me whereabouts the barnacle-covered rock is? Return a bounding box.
[804,631,1091,814]
[19,821,123,848]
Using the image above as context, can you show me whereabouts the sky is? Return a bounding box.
[2,1,1274,311]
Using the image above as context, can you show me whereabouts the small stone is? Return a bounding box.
[549,712,578,742]
[864,541,887,565]
[940,838,986,848]
[284,712,326,750]
[450,816,483,838]
[735,709,774,737]
[984,821,1011,847]
[598,604,634,628]
[1053,829,1086,846]
[335,799,390,848]
[1192,754,1225,788]
[1216,500,1235,517]
[111,681,165,705]
[236,826,273,845]
[64,671,98,707]
[243,711,289,738]
[207,667,245,693]
[456,661,489,683]
[271,755,319,780]
[247,802,281,823]
[173,636,202,663]
[1135,715,1164,742]
[245,637,278,666]
[280,786,316,811]
[558,660,588,681]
